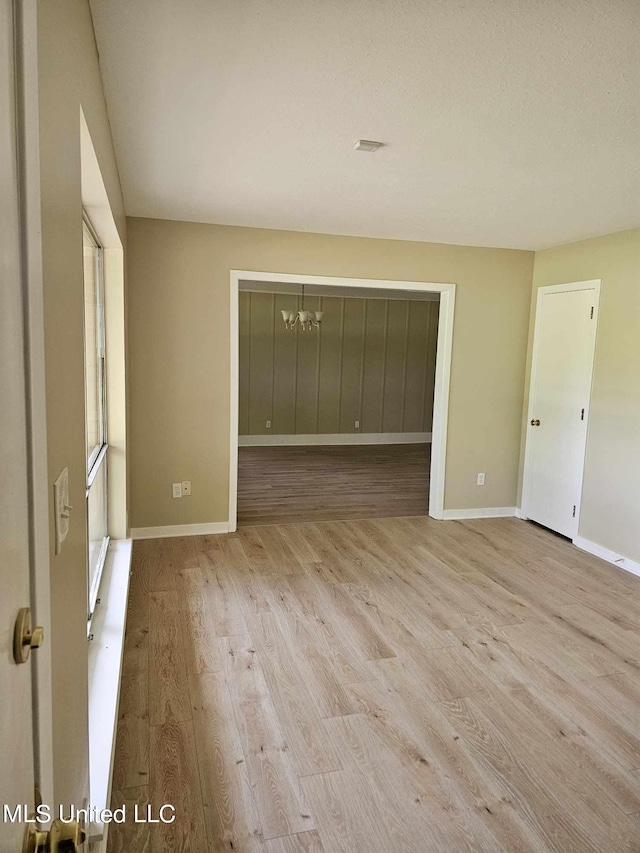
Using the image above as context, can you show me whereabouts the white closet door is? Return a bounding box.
[524,285,598,538]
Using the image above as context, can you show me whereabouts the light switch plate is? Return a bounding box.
[54,467,70,554]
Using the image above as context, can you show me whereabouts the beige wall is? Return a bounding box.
[525,228,640,562]
[38,0,126,808]
[128,217,534,527]
[239,291,439,436]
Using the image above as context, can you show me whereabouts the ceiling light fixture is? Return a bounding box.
[354,139,383,152]
[281,285,323,331]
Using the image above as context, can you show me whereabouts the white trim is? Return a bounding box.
[529,280,602,296]
[87,535,110,621]
[229,274,240,533]
[87,540,132,845]
[130,522,230,540]
[229,271,456,530]
[87,442,108,488]
[240,282,441,302]
[430,286,455,519]
[239,432,432,447]
[16,0,55,814]
[573,536,640,579]
[232,271,454,292]
[521,279,601,535]
[442,507,517,520]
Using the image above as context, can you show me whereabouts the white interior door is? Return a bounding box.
[1,0,37,848]
[524,283,599,538]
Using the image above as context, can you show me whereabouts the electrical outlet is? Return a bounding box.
[476,472,485,486]
[266,420,272,429]
[172,482,182,498]
[182,480,192,496]
[354,420,360,429]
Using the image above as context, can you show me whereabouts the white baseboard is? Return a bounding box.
[239,432,432,447]
[573,535,640,578]
[130,522,229,540]
[442,507,517,520]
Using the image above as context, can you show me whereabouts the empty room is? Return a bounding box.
[2,2,639,853]
[236,281,441,526]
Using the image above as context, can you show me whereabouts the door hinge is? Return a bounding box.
[581,408,585,420]
[572,505,576,517]
[590,306,594,319]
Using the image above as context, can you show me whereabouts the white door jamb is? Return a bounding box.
[228,271,456,531]
[15,0,55,810]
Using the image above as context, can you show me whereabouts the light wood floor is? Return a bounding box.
[237,444,430,525]
[108,517,640,852]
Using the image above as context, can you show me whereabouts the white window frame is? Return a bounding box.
[83,215,109,620]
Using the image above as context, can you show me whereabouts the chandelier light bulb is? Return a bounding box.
[281,286,323,331]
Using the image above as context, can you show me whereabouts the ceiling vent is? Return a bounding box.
[354,139,383,152]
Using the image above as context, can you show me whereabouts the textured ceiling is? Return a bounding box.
[90,0,640,250]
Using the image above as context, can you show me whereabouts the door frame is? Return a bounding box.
[14,0,56,811]
[229,270,456,531]
[520,279,601,536]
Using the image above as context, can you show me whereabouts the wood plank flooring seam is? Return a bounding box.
[110,520,640,853]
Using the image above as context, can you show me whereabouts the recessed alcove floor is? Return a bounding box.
[237,443,431,526]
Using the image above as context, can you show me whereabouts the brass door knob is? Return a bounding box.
[14,608,45,664]
[49,818,86,851]
[530,418,541,426]
[23,825,48,853]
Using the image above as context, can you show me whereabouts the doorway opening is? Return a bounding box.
[229,272,455,530]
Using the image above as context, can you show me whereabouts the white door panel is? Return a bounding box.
[525,286,598,538]
[0,0,37,848]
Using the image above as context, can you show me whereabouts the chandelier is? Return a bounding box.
[281,285,323,331]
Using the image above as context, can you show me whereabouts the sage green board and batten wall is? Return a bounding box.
[239,292,439,436]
